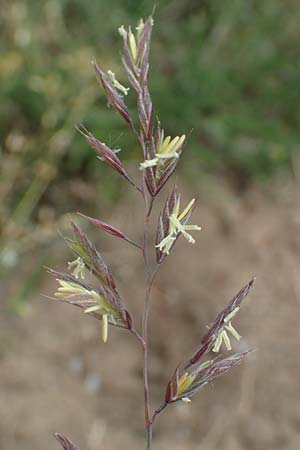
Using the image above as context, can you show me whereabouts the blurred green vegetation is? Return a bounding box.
[1,0,300,269]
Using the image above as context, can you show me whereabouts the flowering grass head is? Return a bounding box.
[48,15,256,450]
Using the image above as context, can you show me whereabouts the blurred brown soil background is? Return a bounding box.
[1,177,300,450]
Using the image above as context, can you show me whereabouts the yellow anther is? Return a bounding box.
[118,25,127,39]
[222,329,232,351]
[178,198,195,221]
[107,70,129,96]
[90,290,101,302]
[157,136,171,154]
[165,135,185,155]
[213,317,241,353]
[156,134,185,159]
[128,29,137,61]
[68,257,85,280]
[224,307,240,323]
[84,305,102,314]
[182,397,192,403]
[139,158,158,170]
[140,133,185,170]
[155,235,176,255]
[225,321,242,341]
[102,314,108,343]
[212,333,223,353]
[177,372,195,396]
[55,279,88,298]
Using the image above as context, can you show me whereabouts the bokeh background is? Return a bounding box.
[1,1,300,449]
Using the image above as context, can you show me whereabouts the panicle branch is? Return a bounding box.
[48,222,133,343]
[77,125,141,192]
[163,278,255,405]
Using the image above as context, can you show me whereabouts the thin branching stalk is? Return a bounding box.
[141,175,158,448]
[142,266,159,449]
[152,402,168,425]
